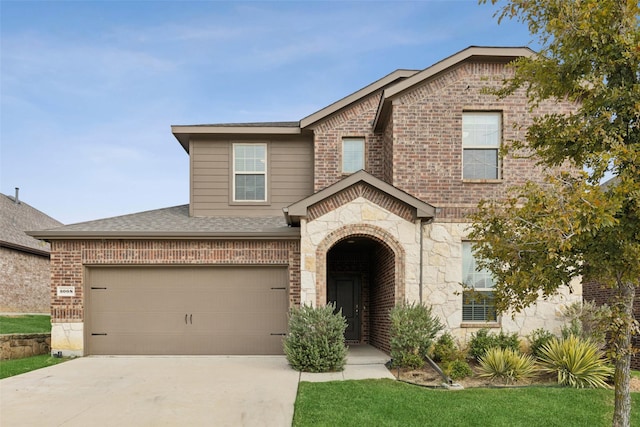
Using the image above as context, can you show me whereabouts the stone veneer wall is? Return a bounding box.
[0,333,51,360]
[301,196,416,308]
[0,247,51,313]
[49,239,300,356]
[422,221,582,343]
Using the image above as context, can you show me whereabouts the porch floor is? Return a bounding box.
[346,344,390,365]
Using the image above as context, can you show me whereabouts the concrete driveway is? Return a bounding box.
[1,356,300,427]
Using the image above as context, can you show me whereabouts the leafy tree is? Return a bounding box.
[474,1,639,425]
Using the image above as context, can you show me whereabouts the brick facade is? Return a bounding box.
[370,244,396,354]
[50,240,301,324]
[311,93,386,191]
[0,247,51,313]
[311,61,577,222]
[390,62,574,218]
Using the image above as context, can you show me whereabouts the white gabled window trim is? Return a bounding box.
[342,137,365,174]
[232,142,267,202]
[462,112,501,180]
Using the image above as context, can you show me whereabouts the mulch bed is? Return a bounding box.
[388,361,640,391]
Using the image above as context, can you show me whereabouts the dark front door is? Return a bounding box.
[328,275,361,341]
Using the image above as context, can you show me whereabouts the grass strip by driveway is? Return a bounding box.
[0,355,67,379]
[293,379,640,427]
[0,315,51,334]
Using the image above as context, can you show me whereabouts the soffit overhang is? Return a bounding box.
[283,170,436,226]
[373,46,535,132]
[171,123,304,153]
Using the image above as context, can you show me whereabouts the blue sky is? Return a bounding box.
[0,0,534,225]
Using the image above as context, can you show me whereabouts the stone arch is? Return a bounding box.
[315,223,405,306]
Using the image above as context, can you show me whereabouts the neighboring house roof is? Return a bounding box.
[284,170,436,226]
[0,192,63,256]
[29,205,298,240]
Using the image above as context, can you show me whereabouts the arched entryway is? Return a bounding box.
[318,225,404,354]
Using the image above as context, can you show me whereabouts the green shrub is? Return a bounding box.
[432,332,458,363]
[478,347,537,383]
[527,328,556,358]
[468,329,520,361]
[446,359,473,380]
[389,302,444,369]
[538,335,614,389]
[283,303,348,372]
[560,301,610,348]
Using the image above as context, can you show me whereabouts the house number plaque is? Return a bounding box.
[56,286,76,297]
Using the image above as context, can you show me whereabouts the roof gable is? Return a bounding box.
[299,69,418,129]
[170,46,534,146]
[284,170,435,226]
[373,46,534,131]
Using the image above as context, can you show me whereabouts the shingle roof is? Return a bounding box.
[0,193,63,255]
[29,205,298,239]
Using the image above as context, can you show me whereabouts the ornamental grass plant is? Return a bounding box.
[478,347,537,383]
[537,335,614,389]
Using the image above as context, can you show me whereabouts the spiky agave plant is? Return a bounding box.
[537,335,614,389]
[478,347,537,383]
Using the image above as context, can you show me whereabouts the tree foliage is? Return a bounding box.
[476,1,639,425]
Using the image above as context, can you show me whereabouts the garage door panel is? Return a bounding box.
[87,266,288,355]
[91,311,188,335]
[90,333,190,356]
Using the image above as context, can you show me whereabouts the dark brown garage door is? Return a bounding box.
[86,266,288,355]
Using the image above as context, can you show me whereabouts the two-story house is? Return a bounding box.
[33,46,581,357]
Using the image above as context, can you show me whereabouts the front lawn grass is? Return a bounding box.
[0,355,67,379]
[0,315,51,334]
[293,379,640,427]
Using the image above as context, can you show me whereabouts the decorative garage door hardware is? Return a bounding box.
[185,314,193,324]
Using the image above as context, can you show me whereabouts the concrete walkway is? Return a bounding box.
[299,345,395,382]
[0,346,393,427]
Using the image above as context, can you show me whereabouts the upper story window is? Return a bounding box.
[342,138,364,173]
[462,241,497,322]
[462,112,501,180]
[233,143,266,202]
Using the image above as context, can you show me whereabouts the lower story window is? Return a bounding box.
[462,241,497,322]
[462,291,496,322]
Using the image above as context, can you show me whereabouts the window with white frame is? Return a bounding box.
[462,112,501,179]
[233,143,266,202]
[342,138,364,173]
[462,241,497,322]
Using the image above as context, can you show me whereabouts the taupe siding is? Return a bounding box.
[190,137,313,217]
